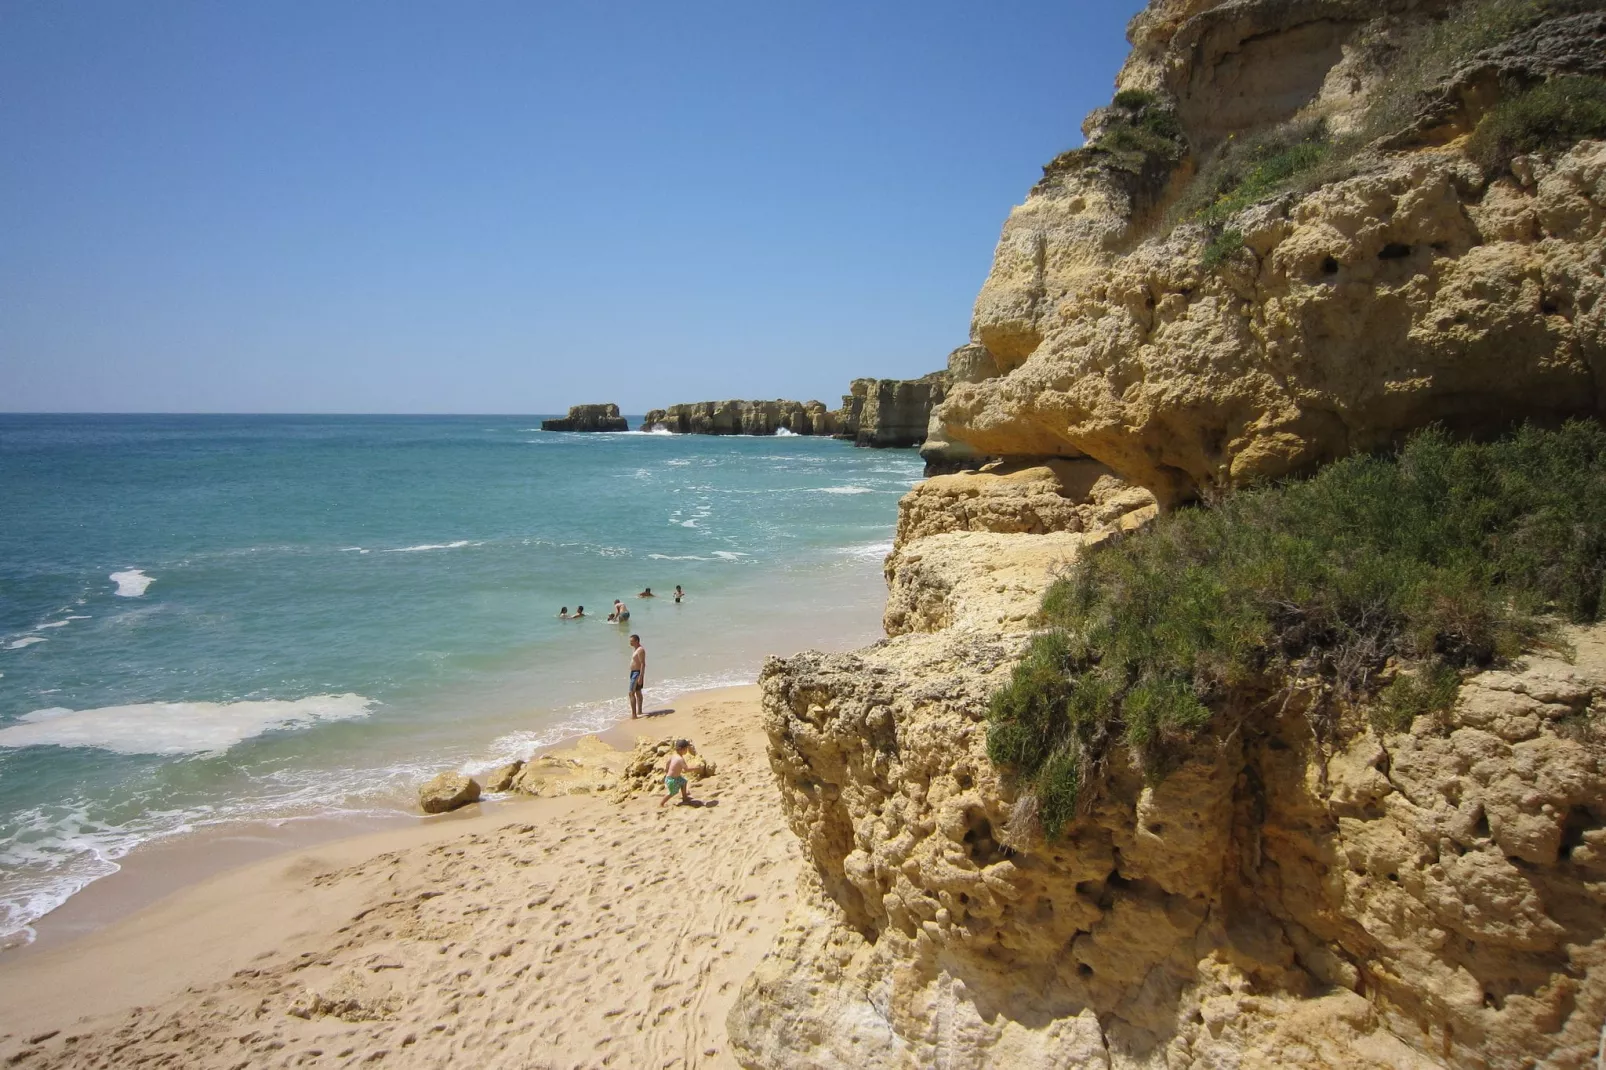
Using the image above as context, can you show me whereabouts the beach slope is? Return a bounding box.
[0,687,794,1070]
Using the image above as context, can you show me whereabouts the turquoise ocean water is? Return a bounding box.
[0,414,920,947]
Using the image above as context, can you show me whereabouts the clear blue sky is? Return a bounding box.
[2,1,1138,414]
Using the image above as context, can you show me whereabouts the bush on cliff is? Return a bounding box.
[1467,76,1606,173]
[987,422,1606,837]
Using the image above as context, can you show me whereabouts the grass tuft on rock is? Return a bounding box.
[1467,75,1606,173]
[1199,229,1245,271]
[987,422,1606,837]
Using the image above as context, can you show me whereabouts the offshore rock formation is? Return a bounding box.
[641,399,839,437]
[540,404,628,433]
[732,1,1606,1066]
[836,373,948,449]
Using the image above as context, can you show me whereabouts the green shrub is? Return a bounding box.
[1200,228,1245,271]
[987,422,1606,833]
[1467,76,1606,172]
[1168,119,1331,228]
[1362,0,1602,140]
[1045,92,1187,183]
[1373,663,1463,733]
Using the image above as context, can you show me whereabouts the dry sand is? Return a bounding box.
[0,686,798,1070]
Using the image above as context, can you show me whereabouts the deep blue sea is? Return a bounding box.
[0,414,919,946]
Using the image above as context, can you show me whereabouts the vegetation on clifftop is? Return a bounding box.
[987,423,1606,837]
[1468,75,1606,173]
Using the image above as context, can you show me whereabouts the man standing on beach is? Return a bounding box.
[628,634,646,719]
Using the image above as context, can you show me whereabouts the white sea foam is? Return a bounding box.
[774,427,797,437]
[840,540,894,560]
[382,540,474,553]
[337,546,370,554]
[711,550,750,560]
[665,458,691,467]
[647,553,711,561]
[110,569,154,597]
[66,615,91,621]
[815,485,874,495]
[5,637,47,650]
[677,519,699,528]
[0,693,376,756]
[37,622,70,630]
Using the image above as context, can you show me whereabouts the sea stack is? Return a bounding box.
[540,404,629,432]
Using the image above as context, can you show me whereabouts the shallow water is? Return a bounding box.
[0,414,919,946]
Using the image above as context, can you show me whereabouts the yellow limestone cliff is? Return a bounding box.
[730,1,1606,1067]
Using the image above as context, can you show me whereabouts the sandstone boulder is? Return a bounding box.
[417,772,481,814]
[480,760,524,793]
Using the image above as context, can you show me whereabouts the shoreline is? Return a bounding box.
[3,679,768,961]
[0,683,792,1068]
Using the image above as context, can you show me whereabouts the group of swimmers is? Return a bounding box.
[556,585,684,623]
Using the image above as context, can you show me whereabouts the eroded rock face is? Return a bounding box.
[641,399,838,436]
[894,459,1156,547]
[540,404,629,433]
[946,0,1606,507]
[735,608,1606,1069]
[945,142,1606,505]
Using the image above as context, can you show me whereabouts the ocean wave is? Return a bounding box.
[0,754,426,950]
[0,693,376,756]
[37,621,70,630]
[647,554,711,561]
[337,546,371,554]
[774,428,798,437]
[677,519,698,528]
[5,637,46,650]
[710,550,750,560]
[381,540,475,553]
[839,540,894,560]
[110,569,154,597]
[814,486,874,495]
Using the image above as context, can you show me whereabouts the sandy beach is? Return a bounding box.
[0,685,798,1069]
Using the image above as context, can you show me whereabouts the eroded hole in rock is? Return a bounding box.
[1147,822,1166,836]
[1379,242,1412,260]
[956,772,975,790]
[1560,806,1599,861]
[1474,810,1492,840]
[1077,963,1094,978]
[1321,255,1340,275]
[962,811,1010,866]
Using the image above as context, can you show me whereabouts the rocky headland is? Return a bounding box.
[730,1,1606,1067]
[642,372,957,452]
[641,399,840,437]
[539,403,629,432]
